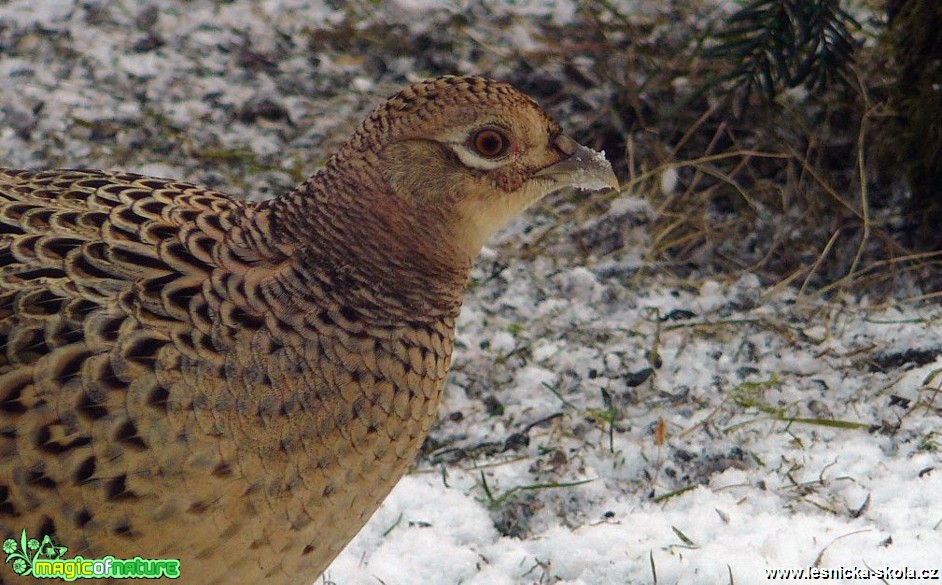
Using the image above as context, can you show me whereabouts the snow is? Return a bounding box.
[1,1,940,584]
[660,167,679,196]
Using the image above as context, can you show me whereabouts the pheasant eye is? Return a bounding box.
[472,129,509,158]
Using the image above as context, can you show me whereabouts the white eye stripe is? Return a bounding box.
[448,144,507,170]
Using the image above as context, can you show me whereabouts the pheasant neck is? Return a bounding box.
[255,171,471,324]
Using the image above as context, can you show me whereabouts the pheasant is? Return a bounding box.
[0,75,618,584]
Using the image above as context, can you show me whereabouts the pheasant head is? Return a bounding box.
[268,76,619,315]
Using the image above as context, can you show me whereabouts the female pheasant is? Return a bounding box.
[0,76,617,584]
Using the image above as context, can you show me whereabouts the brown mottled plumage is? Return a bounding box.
[0,76,617,584]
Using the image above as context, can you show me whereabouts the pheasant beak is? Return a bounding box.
[535,134,619,193]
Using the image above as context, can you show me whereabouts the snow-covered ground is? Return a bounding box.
[1,1,939,584]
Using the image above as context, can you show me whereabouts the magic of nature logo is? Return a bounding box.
[3,530,180,580]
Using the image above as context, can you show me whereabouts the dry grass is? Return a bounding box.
[498,1,942,300]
